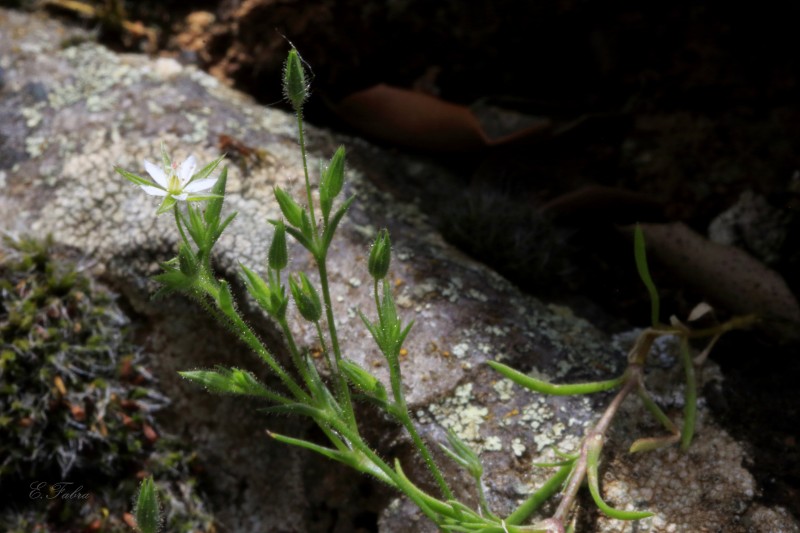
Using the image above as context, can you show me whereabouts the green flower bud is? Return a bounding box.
[177,244,198,277]
[274,187,304,228]
[340,360,387,401]
[283,48,308,113]
[368,229,391,280]
[268,220,288,271]
[289,272,322,322]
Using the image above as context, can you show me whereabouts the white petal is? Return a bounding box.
[177,155,197,186]
[173,192,189,201]
[140,185,168,196]
[144,159,168,188]
[183,177,218,193]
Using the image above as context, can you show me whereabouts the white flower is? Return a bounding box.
[142,154,217,201]
[115,146,224,215]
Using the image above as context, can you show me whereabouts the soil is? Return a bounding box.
[28,0,800,527]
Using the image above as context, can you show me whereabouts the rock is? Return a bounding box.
[1,8,796,533]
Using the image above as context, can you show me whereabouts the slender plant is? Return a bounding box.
[118,48,755,532]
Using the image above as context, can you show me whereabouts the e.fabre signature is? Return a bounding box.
[29,481,90,500]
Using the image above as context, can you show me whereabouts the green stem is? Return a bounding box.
[173,204,190,246]
[397,411,455,501]
[277,315,314,393]
[678,337,697,450]
[317,259,356,428]
[295,111,317,235]
[314,321,336,377]
[196,274,309,402]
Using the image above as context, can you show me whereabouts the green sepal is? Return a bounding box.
[487,361,626,396]
[156,195,177,215]
[177,244,198,277]
[634,224,661,327]
[134,476,161,533]
[586,435,653,520]
[218,279,235,316]
[274,187,304,227]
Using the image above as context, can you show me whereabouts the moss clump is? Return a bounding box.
[0,236,215,532]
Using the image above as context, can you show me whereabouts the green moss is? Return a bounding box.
[0,236,215,532]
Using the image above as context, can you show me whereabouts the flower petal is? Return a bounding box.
[144,159,168,188]
[140,185,168,196]
[173,192,189,201]
[177,155,197,186]
[183,177,218,193]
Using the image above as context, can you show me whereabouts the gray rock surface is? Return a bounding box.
[1,8,797,532]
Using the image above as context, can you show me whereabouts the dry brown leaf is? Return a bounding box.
[331,84,550,152]
[633,222,800,343]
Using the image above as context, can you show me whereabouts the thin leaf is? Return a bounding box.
[488,361,626,395]
[634,224,661,327]
[505,464,573,525]
[679,337,697,450]
[134,476,160,533]
[323,194,356,250]
[586,435,652,520]
[190,153,225,184]
[115,166,154,188]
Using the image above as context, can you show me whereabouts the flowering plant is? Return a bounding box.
[123,49,753,532]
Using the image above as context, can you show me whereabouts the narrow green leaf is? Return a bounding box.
[629,433,681,454]
[323,195,355,250]
[204,166,228,225]
[190,153,225,184]
[134,476,160,533]
[186,193,223,202]
[488,361,626,396]
[634,224,661,327]
[274,187,304,227]
[160,142,171,170]
[505,464,572,525]
[267,430,353,463]
[114,166,153,187]
[586,435,652,520]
